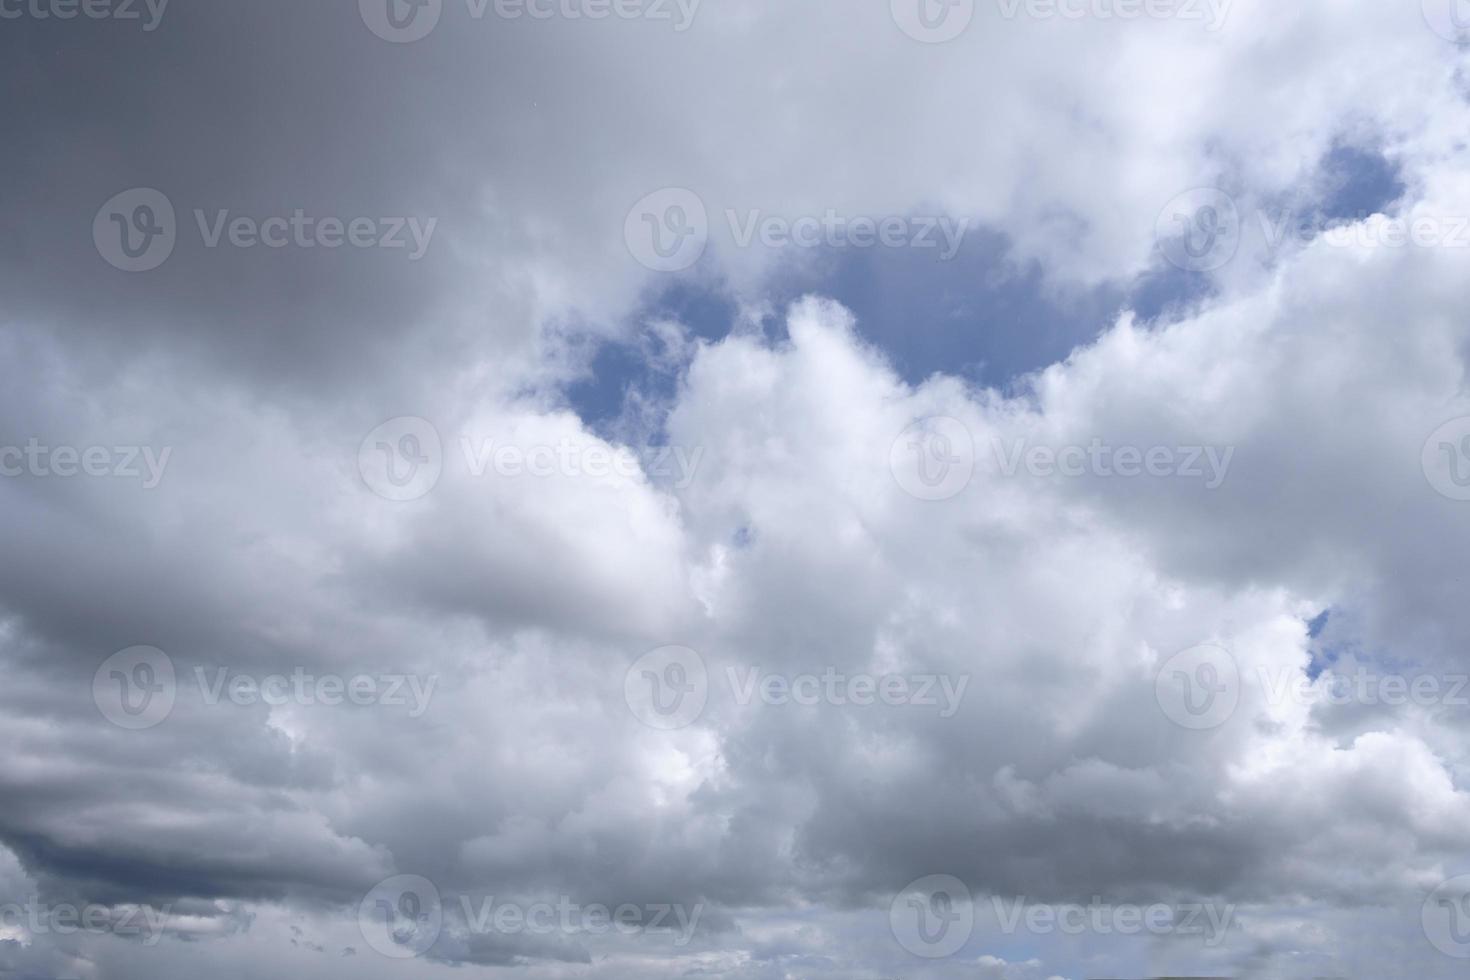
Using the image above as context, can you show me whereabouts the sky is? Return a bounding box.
[3,1,1470,978]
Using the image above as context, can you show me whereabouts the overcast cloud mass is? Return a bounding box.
[5,0,1470,976]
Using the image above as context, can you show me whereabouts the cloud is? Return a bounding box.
[4,2,1470,978]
